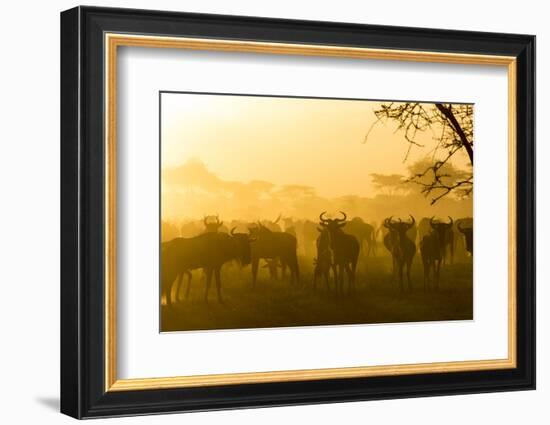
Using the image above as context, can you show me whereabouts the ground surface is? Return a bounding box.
[161,253,473,332]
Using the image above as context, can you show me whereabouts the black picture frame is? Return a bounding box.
[61,5,535,419]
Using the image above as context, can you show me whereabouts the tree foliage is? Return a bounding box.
[370,173,409,195]
[367,102,474,204]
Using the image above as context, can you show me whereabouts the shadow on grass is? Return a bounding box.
[161,256,473,332]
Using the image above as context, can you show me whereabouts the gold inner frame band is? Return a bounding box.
[104,33,518,392]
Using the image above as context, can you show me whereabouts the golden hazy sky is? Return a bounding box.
[161,92,470,199]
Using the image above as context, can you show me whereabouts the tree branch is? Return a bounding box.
[435,103,474,164]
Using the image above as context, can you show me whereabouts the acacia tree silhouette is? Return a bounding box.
[366,102,473,204]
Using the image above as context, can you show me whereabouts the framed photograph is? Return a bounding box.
[60,6,535,419]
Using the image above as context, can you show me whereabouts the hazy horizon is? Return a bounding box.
[161,93,471,195]
[160,92,472,222]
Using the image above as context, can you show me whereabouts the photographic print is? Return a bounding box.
[160,92,474,332]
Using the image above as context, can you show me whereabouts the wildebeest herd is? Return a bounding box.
[161,212,473,305]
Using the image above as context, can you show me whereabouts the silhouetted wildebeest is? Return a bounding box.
[313,226,335,291]
[457,221,473,255]
[383,216,416,291]
[378,220,417,252]
[202,214,226,233]
[161,228,254,303]
[282,216,297,238]
[248,223,299,286]
[260,214,283,232]
[423,216,455,263]
[419,216,453,290]
[417,217,432,248]
[442,224,454,265]
[344,217,376,257]
[319,211,360,294]
[417,216,455,262]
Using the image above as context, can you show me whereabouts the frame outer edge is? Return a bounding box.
[530,36,536,390]
[521,35,536,389]
[64,6,536,418]
[60,6,83,419]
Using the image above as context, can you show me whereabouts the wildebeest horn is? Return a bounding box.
[383,216,393,228]
[215,214,221,225]
[337,211,347,222]
[274,214,282,224]
[447,216,454,227]
[203,215,208,226]
[319,211,329,223]
[409,214,415,226]
[230,227,237,236]
[430,216,436,228]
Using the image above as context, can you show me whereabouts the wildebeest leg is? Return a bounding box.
[425,261,431,291]
[349,261,358,293]
[293,257,300,287]
[430,262,434,290]
[422,258,428,292]
[175,273,183,302]
[332,266,338,294]
[324,271,330,291]
[398,261,405,292]
[338,264,345,295]
[176,271,190,301]
[170,273,183,305]
[312,270,320,290]
[406,260,412,291]
[449,232,455,265]
[333,265,338,294]
[272,261,279,280]
[184,271,192,299]
[352,260,358,292]
[286,255,299,287]
[345,263,353,293]
[163,277,173,306]
[365,238,371,258]
[430,262,435,290]
[390,255,397,284]
[162,277,174,307]
[251,258,259,288]
[214,267,223,303]
[204,268,213,302]
[428,260,435,289]
[434,259,442,289]
[286,260,294,286]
